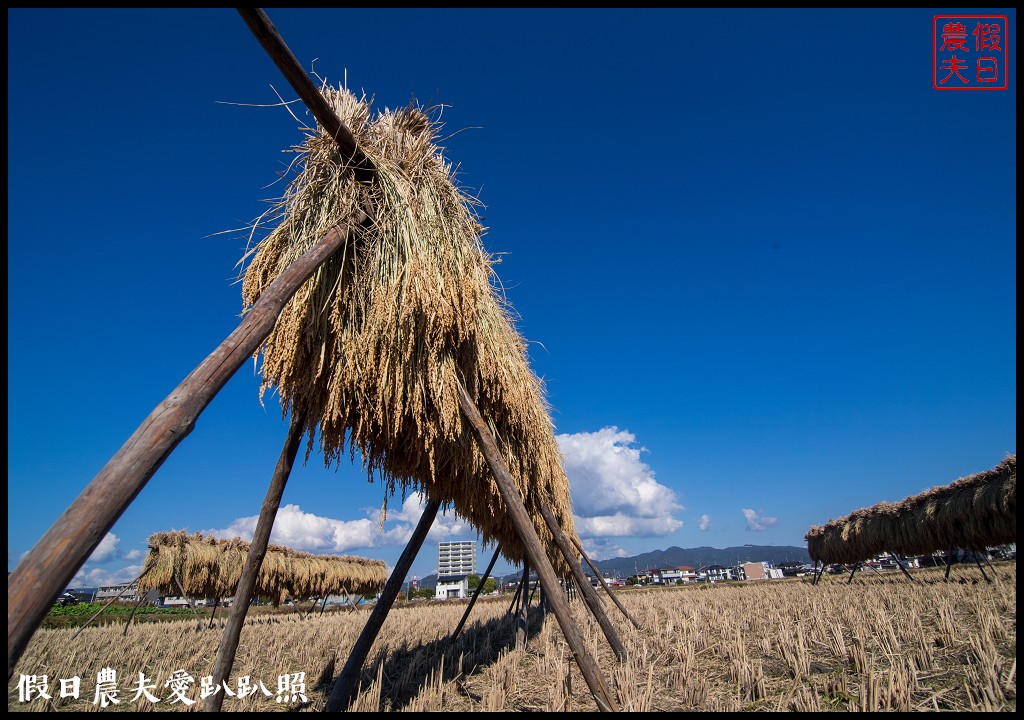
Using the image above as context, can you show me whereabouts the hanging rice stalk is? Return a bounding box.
[805,454,1016,565]
[137,531,385,604]
[240,87,577,572]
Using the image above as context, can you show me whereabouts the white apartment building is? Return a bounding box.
[438,540,476,576]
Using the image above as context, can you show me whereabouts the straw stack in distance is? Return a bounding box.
[805,454,1016,565]
[137,531,385,605]
[241,87,577,572]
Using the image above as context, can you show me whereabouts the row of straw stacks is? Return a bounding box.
[240,88,578,573]
[137,531,386,605]
[805,454,1016,565]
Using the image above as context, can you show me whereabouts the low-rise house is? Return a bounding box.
[777,561,806,577]
[651,567,683,584]
[741,561,783,580]
[66,587,98,603]
[676,566,699,583]
[435,574,469,600]
[702,565,736,582]
[95,584,161,605]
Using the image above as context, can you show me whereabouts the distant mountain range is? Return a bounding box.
[586,545,811,579]
[408,544,810,589]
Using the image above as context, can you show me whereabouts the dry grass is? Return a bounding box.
[10,564,1015,712]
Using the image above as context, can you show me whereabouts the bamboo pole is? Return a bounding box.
[570,534,642,631]
[452,543,502,642]
[455,378,619,712]
[847,561,860,585]
[944,545,956,582]
[207,598,220,629]
[516,561,530,649]
[203,411,306,712]
[536,498,627,660]
[326,499,441,711]
[7,220,361,679]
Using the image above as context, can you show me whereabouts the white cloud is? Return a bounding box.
[205,497,478,555]
[575,513,683,538]
[582,538,629,561]
[71,563,144,588]
[698,514,711,531]
[742,508,778,532]
[208,504,381,552]
[124,548,143,561]
[382,492,476,543]
[88,533,121,563]
[557,427,683,539]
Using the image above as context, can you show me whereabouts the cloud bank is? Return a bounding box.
[557,427,683,539]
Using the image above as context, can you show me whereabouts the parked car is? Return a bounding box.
[54,592,79,607]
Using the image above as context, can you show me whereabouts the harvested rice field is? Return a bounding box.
[10,564,1015,712]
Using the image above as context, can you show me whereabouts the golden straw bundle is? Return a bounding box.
[241,88,577,571]
[806,455,1015,564]
[137,531,385,603]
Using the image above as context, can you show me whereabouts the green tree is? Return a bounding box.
[481,578,498,594]
[467,573,481,589]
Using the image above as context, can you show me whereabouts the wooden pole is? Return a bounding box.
[570,534,642,631]
[535,498,627,660]
[320,593,330,617]
[207,598,220,629]
[889,553,915,583]
[516,561,530,649]
[236,8,375,184]
[507,576,524,616]
[944,545,956,582]
[983,554,999,578]
[455,378,619,712]
[452,543,502,643]
[175,578,203,625]
[326,499,441,712]
[846,561,861,585]
[203,411,306,712]
[70,573,148,643]
[122,593,147,637]
[974,556,991,583]
[7,220,361,678]
[812,561,825,586]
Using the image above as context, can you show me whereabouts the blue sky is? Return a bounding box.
[8,9,1016,587]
